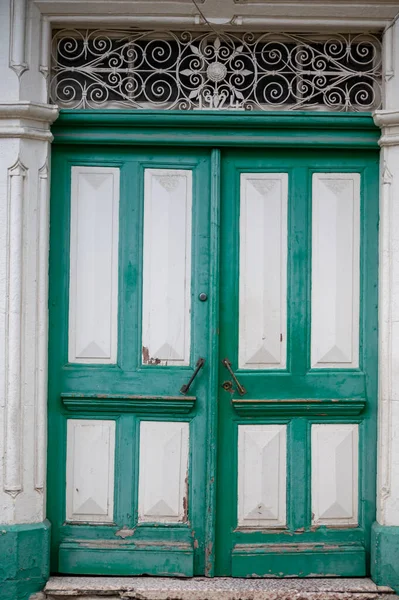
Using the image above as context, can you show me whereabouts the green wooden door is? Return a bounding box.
[48,139,378,577]
[48,146,215,576]
[215,148,378,577]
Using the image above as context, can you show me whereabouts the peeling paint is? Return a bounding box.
[205,540,214,575]
[183,472,189,522]
[115,527,136,539]
[142,345,150,364]
[142,346,161,365]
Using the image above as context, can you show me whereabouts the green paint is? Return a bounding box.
[232,543,366,578]
[371,523,399,593]
[51,110,379,148]
[59,542,194,576]
[232,398,366,417]
[49,111,379,578]
[48,147,212,576]
[0,520,50,600]
[62,393,196,414]
[204,149,221,577]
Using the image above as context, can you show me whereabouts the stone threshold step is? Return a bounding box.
[43,577,398,600]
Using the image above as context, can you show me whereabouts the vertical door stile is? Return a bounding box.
[286,165,310,533]
[204,149,221,577]
[289,165,309,376]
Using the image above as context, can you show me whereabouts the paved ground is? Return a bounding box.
[42,577,398,600]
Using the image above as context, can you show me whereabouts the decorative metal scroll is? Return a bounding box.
[50,29,382,111]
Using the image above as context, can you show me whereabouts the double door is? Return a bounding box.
[48,145,378,577]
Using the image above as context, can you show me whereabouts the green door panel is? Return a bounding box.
[48,147,214,576]
[215,148,379,577]
[48,128,378,577]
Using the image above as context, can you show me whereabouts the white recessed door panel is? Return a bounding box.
[66,419,116,523]
[311,173,360,369]
[238,424,287,528]
[69,166,120,363]
[142,169,192,366]
[312,424,359,526]
[138,421,189,523]
[239,173,288,370]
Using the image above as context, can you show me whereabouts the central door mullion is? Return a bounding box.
[215,150,239,576]
[120,158,142,372]
[287,417,310,531]
[288,166,310,377]
[204,148,222,576]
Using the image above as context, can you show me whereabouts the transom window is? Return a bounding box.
[50,29,382,111]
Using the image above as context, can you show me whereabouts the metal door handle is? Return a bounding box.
[222,358,247,396]
[180,358,205,394]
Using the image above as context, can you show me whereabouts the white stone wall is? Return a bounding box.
[1,0,399,534]
[0,0,57,525]
[375,18,399,521]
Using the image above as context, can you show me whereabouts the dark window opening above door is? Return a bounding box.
[50,29,382,111]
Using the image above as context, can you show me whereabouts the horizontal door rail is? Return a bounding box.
[61,393,195,414]
[52,110,379,149]
[232,397,366,416]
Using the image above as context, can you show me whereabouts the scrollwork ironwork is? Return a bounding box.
[50,29,382,111]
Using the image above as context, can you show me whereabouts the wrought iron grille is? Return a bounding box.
[50,29,382,111]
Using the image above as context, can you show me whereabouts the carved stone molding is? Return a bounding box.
[0,101,59,141]
[33,1,399,30]
[34,161,49,492]
[377,160,394,522]
[374,110,399,146]
[373,109,399,525]
[4,158,27,497]
[39,16,51,78]
[9,0,28,77]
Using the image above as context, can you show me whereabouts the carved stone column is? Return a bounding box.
[0,2,58,599]
[372,19,399,594]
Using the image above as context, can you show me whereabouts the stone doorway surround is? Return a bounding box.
[2,1,399,598]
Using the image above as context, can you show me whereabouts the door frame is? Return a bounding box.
[48,110,380,576]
